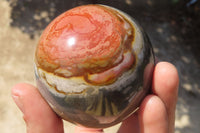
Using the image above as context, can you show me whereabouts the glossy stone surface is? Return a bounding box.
[34,4,155,128]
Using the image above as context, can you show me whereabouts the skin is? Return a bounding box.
[12,62,179,133]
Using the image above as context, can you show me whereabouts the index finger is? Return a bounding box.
[152,62,179,132]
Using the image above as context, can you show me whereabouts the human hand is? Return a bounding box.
[12,62,179,133]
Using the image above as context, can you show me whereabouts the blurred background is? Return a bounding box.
[0,0,199,132]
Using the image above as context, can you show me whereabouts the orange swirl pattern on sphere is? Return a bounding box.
[35,5,135,85]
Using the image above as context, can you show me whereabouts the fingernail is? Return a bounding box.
[12,89,25,113]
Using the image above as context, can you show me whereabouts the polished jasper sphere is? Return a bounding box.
[34,4,155,128]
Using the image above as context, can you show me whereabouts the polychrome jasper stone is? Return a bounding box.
[34,4,155,128]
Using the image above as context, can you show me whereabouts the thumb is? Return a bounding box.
[75,126,104,133]
[11,83,64,133]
